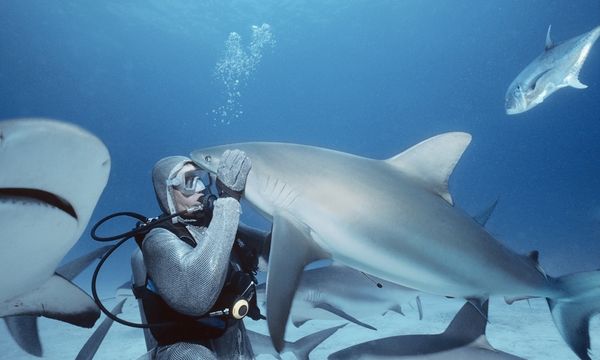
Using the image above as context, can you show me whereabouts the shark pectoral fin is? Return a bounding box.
[55,246,111,281]
[4,315,42,357]
[315,302,377,330]
[266,211,329,352]
[568,76,588,89]
[385,132,472,206]
[4,275,100,328]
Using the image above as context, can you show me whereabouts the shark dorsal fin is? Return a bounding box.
[526,249,548,279]
[473,199,499,227]
[545,25,554,50]
[527,250,540,263]
[386,132,472,205]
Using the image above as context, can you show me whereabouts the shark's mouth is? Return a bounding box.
[0,188,78,220]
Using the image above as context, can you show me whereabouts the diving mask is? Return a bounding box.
[168,168,211,197]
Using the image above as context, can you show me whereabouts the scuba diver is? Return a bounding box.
[129,150,262,360]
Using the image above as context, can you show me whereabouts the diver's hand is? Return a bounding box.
[216,149,252,200]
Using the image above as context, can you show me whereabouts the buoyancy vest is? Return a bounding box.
[133,220,262,345]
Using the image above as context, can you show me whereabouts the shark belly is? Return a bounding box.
[304,183,552,299]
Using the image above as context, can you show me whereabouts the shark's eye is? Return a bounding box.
[205,155,212,163]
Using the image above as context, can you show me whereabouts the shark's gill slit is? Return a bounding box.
[0,188,77,220]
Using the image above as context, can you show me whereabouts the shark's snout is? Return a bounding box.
[505,98,521,115]
[505,85,528,115]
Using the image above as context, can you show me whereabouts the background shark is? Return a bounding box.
[256,262,422,330]
[191,136,600,359]
[0,118,111,355]
[328,300,524,360]
[505,24,600,114]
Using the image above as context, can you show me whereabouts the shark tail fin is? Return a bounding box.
[568,77,588,89]
[443,299,489,342]
[75,298,127,360]
[548,270,600,360]
[290,324,345,360]
[567,25,600,91]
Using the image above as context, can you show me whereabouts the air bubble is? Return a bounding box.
[212,23,275,125]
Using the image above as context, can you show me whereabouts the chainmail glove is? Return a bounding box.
[216,149,252,200]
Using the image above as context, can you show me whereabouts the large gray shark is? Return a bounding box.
[191,134,600,359]
[505,24,600,114]
[256,262,422,330]
[328,300,524,360]
[0,119,110,354]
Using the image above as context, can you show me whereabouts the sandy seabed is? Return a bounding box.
[1,294,599,359]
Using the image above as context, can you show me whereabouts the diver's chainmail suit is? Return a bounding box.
[139,155,254,360]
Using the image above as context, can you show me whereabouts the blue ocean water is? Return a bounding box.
[1,0,599,353]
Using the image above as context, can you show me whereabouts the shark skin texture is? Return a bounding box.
[191,136,600,359]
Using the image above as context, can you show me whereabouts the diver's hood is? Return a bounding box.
[152,156,194,216]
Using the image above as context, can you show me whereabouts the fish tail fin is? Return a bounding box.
[568,25,600,90]
[547,270,600,360]
[568,77,588,89]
